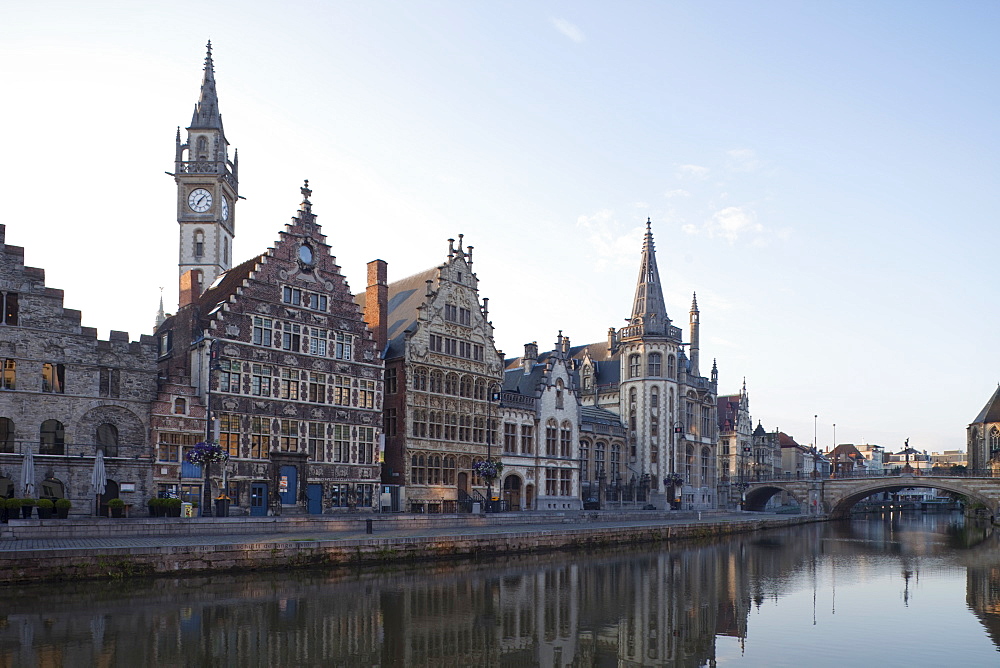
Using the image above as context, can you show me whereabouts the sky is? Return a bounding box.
[1,1,998,454]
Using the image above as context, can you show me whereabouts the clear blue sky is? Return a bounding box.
[2,1,997,453]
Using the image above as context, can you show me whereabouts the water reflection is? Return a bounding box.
[1,512,997,666]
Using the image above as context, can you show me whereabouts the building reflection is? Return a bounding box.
[0,517,996,666]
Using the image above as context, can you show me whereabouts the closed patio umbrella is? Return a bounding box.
[91,450,106,516]
[20,448,35,498]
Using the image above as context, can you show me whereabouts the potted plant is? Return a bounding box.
[166,498,182,517]
[2,497,19,522]
[36,498,54,519]
[54,498,71,519]
[20,498,35,520]
[107,498,125,518]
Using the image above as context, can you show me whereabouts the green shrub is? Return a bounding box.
[35,499,54,510]
[19,498,35,507]
[54,498,72,509]
[107,498,125,509]
[166,498,182,508]
[4,498,21,509]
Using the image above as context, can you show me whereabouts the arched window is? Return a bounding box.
[429,411,442,439]
[460,375,472,398]
[40,419,65,455]
[429,455,441,485]
[595,441,606,475]
[990,427,1000,455]
[629,354,641,379]
[560,420,572,457]
[667,354,676,379]
[223,236,229,264]
[651,386,659,408]
[443,455,456,485]
[0,417,13,452]
[583,369,592,390]
[611,444,621,480]
[429,370,443,394]
[546,419,558,456]
[196,135,208,159]
[97,423,119,457]
[648,353,661,377]
[173,398,187,415]
[413,367,428,391]
[580,440,590,481]
[685,444,694,483]
[555,379,565,410]
[445,373,458,395]
[701,447,710,485]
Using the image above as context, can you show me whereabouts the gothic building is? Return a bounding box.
[152,46,383,515]
[0,225,159,513]
[717,382,752,507]
[499,334,582,511]
[356,236,504,513]
[968,385,1000,471]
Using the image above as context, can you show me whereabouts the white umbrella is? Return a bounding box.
[20,449,35,497]
[91,449,106,516]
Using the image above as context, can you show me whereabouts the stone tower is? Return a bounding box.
[173,41,239,294]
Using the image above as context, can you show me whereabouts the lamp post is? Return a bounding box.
[201,338,220,517]
[811,414,819,479]
[485,384,500,512]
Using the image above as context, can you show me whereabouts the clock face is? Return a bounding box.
[221,196,230,221]
[298,245,314,266]
[188,188,213,213]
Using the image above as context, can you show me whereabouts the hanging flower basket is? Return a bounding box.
[473,459,504,481]
[734,481,750,491]
[663,473,684,488]
[186,442,230,466]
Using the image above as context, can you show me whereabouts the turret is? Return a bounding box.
[628,218,669,336]
[689,292,700,377]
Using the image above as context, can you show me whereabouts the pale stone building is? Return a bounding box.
[357,236,504,513]
[0,225,158,514]
[499,334,582,511]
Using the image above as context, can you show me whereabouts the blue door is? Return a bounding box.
[250,483,268,516]
[307,484,323,514]
[279,465,297,505]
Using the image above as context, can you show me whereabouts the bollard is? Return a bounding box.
[366,518,373,534]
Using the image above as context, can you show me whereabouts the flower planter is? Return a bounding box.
[110,508,123,518]
[56,507,69,519]
[37,508,53,520]
[20,506,33,520]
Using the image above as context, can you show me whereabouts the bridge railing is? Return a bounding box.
[745,467,997,484]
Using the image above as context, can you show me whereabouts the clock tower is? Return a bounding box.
[174,41,238,294]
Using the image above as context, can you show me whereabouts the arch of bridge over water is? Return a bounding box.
[743,471,1000,520]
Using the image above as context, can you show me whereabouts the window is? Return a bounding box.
[459,375,472,398]
[281,323,301,352]
[459,308,471,326]
[384,407,397,437]
[357,427,375,464]
[194,230,204,258]
[385,367,397,394]
[443,456,456,485]
[96,423,119,457]
[429,371,443,394]
[280,367,299,400]
[1,292,18,326]
[648,353,661,377]
[308,422,326,461]
[413,367,427,391]
[445,304,458,322]
[219,413,240,457]
[283,287,328,312]
[546,468,558,496]
[40,419,65,455]
[282,286,301,306]
[159,331,173,356]
[173,398,187,414]
[702,406,712,440]
[504,423,518,454]
[330,483,350,507]
[333,424,350,462]
[701,447,711,485]
[279,420,298,452]
[333,375,350,406]
[521,425,534,454]
[0,417,13,452]
[219,360,242,393]
[991,428,1000,455]
[629,354,641,379]
[158,432,195,462]
[251,364,272,396]
[444,413,457,441]
[307,328,328,356]
[252,317,273,346]
[308,372,327,404]
[1,359,15,390]
[556,383,564,409]
[651,388,659,408]
[686,401,695,435]
[223,236,229,264]
[250,416,270,458]
[429,456,441,485]
[459,341,472,358]
[473,344,484,361]
[560,469,572,496]
[359,380,375,409]
[444,338,457,356]
[546,420,558,457]
[474,379,486,400]
[444,373,458,395]
[412,409,427,438]
[685,444,694,482]
[412,454,426,485]
[41,363,65,394]
[429,411,443,440]
[334,332,353,360]
[99,367,119,397]
[595,442,606,475]
[667,354,676,379]
[560,422,572,457]
[430,334,443,353]
[473,416,484,443]
[580,441,589,480]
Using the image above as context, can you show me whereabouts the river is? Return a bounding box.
[1,512,997,666]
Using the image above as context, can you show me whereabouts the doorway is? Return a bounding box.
[279,465,297,506]
[250,483,268,516]
[502,475,522,510]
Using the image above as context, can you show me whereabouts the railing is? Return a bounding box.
[175,161,238,190]
[747,467,997,484]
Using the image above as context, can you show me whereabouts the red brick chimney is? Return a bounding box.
[179,269,202,308]
[365,259,388,353]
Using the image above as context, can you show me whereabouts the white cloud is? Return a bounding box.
[677,164,709,179]
[726,148,762,172]
[706,205,763,244]
[576,210,644,268]
[681,223,699,235]
[665,189,691,198]
[552,18,585,43]
[633,201,649,209]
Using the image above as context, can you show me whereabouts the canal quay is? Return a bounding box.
[0,509,820,584]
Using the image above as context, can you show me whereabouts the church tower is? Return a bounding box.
[173,41,238,294]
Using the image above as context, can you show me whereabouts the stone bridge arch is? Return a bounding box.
[825,479,997,520]
[744,484,805,511]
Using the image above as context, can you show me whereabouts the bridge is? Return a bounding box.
[743,469,1000,520]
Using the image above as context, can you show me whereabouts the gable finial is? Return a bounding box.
[300,179,312,212]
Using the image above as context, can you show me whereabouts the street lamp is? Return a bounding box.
[485,384,500,512]
[811,414,819,479]
[201,338,222,517]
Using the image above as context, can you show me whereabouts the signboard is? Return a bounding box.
[279,476,289,493]
[120,483,136,492]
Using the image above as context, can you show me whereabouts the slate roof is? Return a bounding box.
[355,266,439,360]
[580,405,627,434]
[972,385,1000,424]
[502,364,546,395]
[199,254,263,313]
[717,394,740,431]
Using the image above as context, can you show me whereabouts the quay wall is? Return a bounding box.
[0,513,821,584]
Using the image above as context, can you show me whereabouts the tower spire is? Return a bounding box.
[629,218,668,334]
[689,291,700,377]
[190,40,224,131]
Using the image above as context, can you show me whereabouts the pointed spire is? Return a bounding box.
[629,218,668,334]
[155,287,166,329]
[691,291,699,312]
[189,41,224,131]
